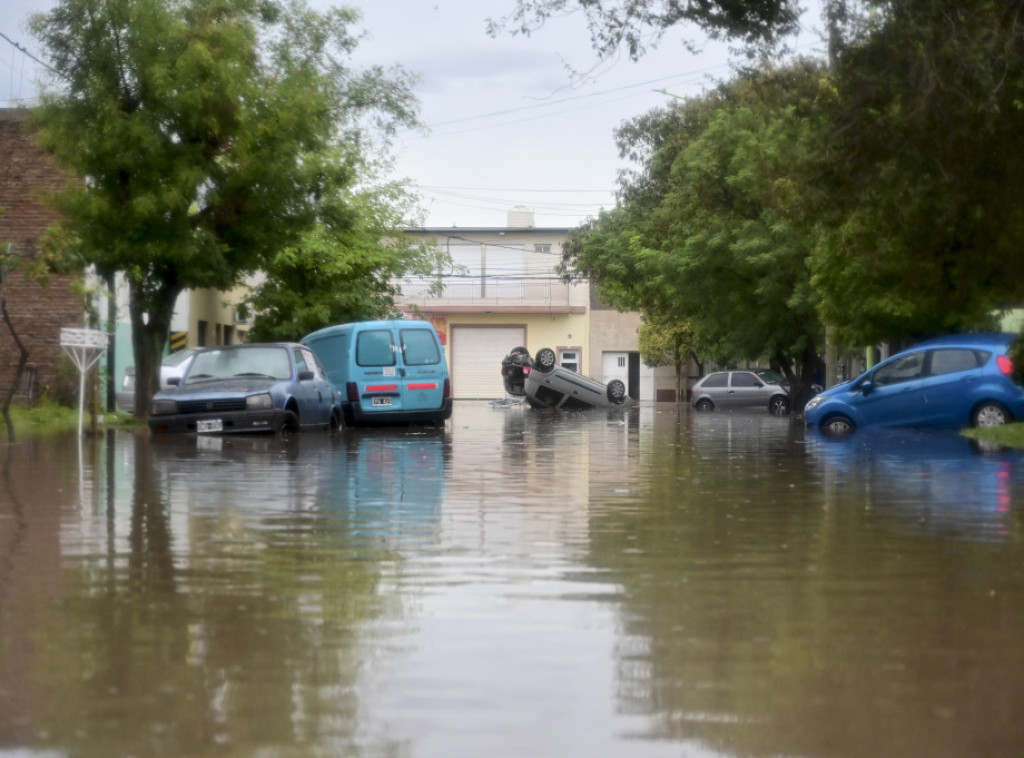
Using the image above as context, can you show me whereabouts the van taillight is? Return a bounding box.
[346,381,359,402]
[443,378,452,398]
[998,355,1014,376]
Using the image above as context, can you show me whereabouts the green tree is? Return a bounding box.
[241,182,438,342]
[637,313,703,402]
[813,0,1024,346]
[564,63,828,402]
[30,0,418,417]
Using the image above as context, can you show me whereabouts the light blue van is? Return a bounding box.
[301,320,453,426]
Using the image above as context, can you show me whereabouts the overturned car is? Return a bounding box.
[501,347,631,410]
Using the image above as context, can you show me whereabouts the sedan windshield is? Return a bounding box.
[185,347,292,383]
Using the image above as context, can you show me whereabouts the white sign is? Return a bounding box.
[60,327,109,349]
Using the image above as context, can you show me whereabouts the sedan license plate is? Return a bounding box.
[372,396,393,407]
[197,418,223,433]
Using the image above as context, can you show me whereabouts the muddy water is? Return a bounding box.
[2,402,1024,758]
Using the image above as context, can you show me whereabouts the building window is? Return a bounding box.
[560,349,579,373]
[534,243,551,254]
[197,320,208,347]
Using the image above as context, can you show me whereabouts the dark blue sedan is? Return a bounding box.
[148,343,341,434]
[803,333,1024,435]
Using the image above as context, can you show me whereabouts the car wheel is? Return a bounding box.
[534,348,557,373]
[821,414,855,436]
[606,379,627,404]
[769,395,790,416]
[695,398,714,412]
[279,410,300,434]
[972,401,1010,427]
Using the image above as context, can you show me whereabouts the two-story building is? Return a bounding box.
[399,207,671,401]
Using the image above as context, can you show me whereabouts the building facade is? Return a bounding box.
[400,208,674,401]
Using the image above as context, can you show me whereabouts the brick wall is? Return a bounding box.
[0,109,82,401]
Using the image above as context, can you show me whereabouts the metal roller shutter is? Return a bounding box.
[451,326,525,399]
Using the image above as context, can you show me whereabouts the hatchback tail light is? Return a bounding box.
[523,366,531,377]
[998,355,1014,376]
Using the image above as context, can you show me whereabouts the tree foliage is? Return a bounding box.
[563,62,828,397]
[813,0,1024,345]
[487,0,802,60]
[30,0,419,416]
[241,185,438,342]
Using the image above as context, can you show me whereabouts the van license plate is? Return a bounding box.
[372,396,393,407]
[197,419,223,433]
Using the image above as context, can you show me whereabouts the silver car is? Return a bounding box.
[507,347,631,410]
[689,369,790,415]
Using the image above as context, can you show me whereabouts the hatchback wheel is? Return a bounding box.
[606,379,627,404]
[534,348,557,373]
[822,415,854,436]
[695,398,714,412]
[972,401,1010,427]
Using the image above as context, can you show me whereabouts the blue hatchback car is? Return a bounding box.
[803,333,1024,435]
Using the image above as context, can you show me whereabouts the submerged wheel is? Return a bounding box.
[769,395,790,416]
[534,347,557,373]
[279,410,300,434]
[972,401,1010,427]
[695,398,714,412]
[821,414,855,436]
[606,379,627,404]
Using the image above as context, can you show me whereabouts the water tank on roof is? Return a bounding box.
[507,206,535,228]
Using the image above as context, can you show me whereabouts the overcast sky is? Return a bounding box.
[1,0,825,228]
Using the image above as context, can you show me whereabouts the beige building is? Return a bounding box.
[400,207,675,401]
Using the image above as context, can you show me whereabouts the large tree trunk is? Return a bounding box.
[130,281,182,420]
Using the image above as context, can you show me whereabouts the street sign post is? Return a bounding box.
[60,327,109,436]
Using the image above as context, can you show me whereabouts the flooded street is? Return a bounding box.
[2,401,1024,758]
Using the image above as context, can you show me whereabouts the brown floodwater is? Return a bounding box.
[2,401,1023,758]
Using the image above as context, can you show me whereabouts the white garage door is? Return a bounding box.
[452,326,525,399]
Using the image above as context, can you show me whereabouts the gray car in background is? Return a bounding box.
[689,369,790,415]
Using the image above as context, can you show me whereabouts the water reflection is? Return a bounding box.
[2,407,1024,758]
[805,427,1022,541]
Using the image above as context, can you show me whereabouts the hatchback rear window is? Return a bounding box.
[929,348,989,376]
[701,373,728,388]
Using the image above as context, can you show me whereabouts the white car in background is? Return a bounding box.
[115,348,200,412]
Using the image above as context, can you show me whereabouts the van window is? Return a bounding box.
[357,330,396,367]
[401,329,441,366]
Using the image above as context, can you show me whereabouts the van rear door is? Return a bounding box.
[397,325,447,411]
[354,327,403,415]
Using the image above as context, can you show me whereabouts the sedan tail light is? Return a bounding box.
[997,355,1014,376]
